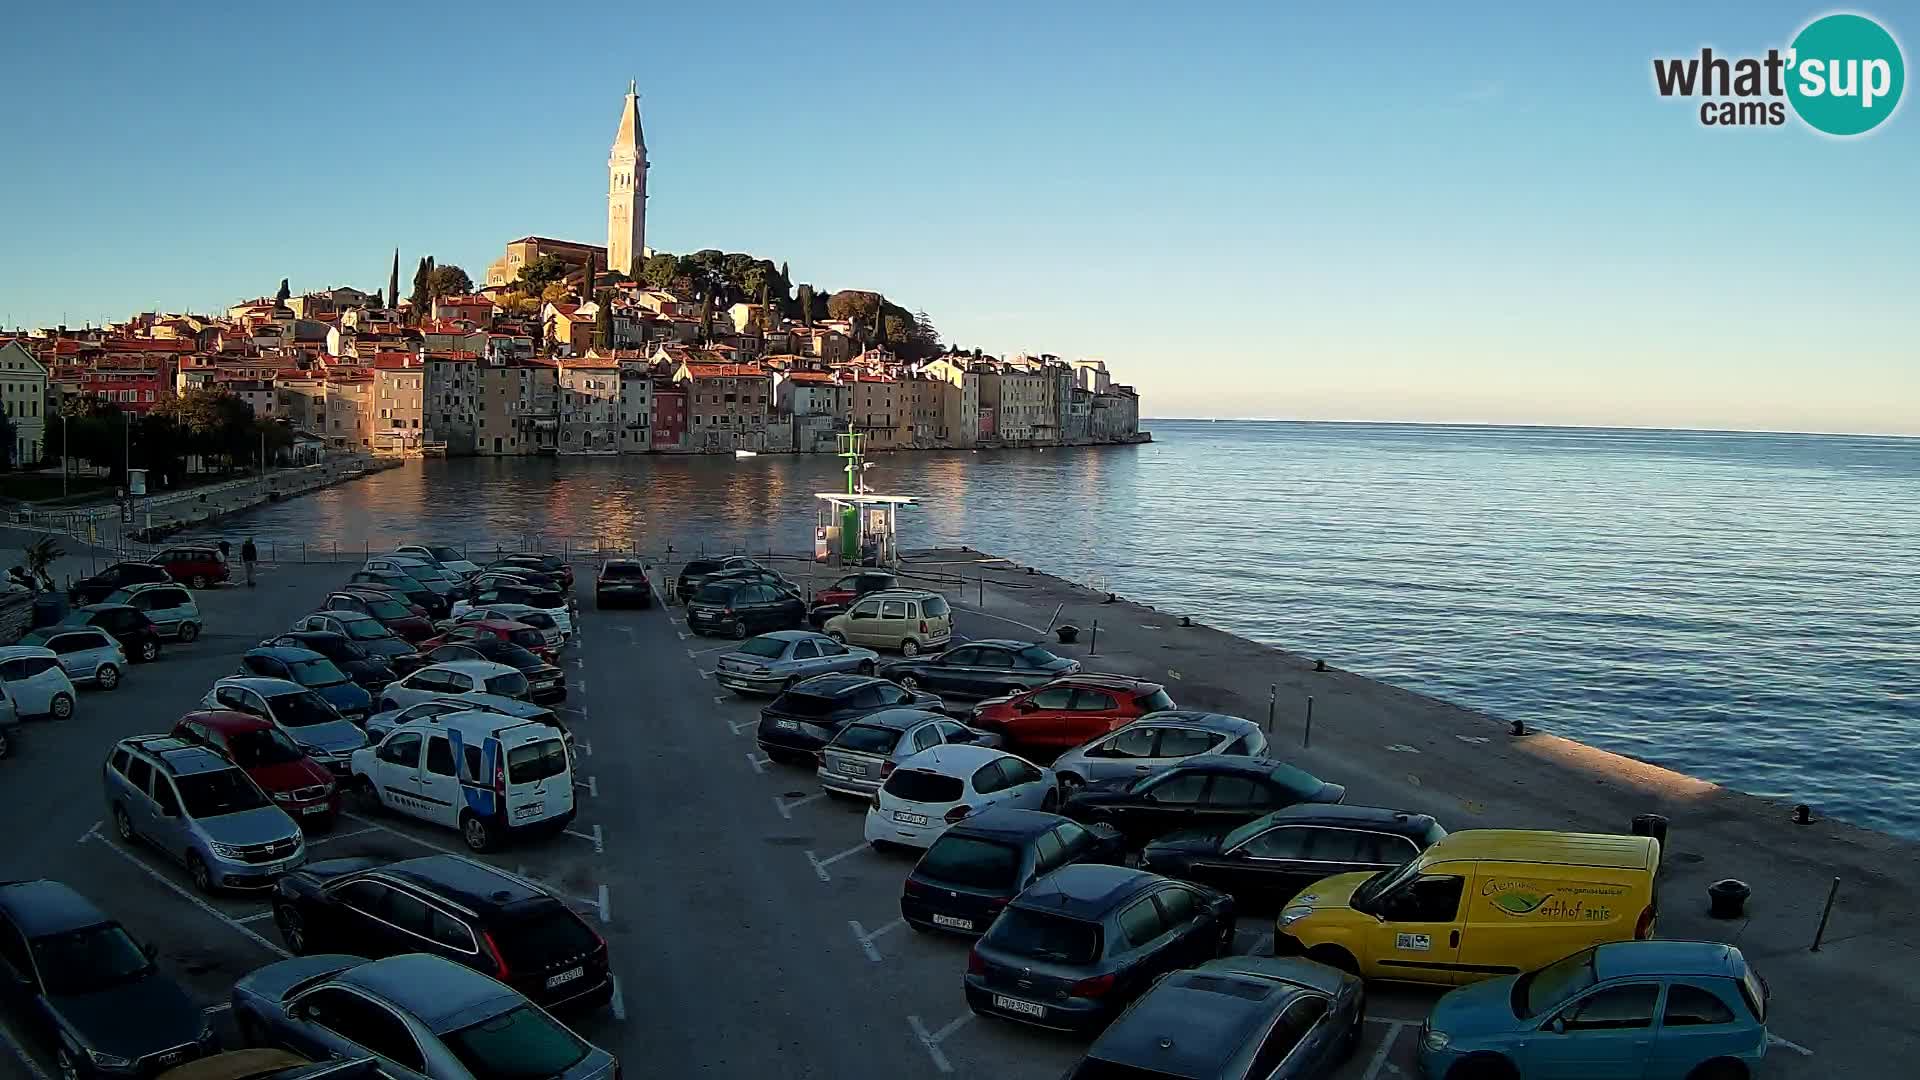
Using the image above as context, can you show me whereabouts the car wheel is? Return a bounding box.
[1307,945,1360,976]
[857,659,875,675]
[731,620,748,640]
[56,1047,81,1080]
[190,574,209,589]
[1445,1054,1520,1080]
[49,692,74,721]
[1687,1061,1750,1080]
[898,674,919,692]
[901,639,921,657]
[178,622,200,643]
[95,663,121,690]
[827,631,846,644]
[275,903,308,954]
[139,640,159,662]
[1058,773,1085,796]
[462,813,495,852]
[187,853,215,893]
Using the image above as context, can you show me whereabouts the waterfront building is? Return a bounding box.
[650,382,688,450]
[372,354,425,454]
[322,370,375,449]
[557,355,621,454]
[673,361,770,453]
[776,369,848,455]
[607,81,649,279]
[0,340,48,465]
[915,357,978,449]
[846,372,899,452]
[424,352,480,454]
[616,358,653,452]
[976,364,1050,445]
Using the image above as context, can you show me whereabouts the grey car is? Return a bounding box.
[291,611,419,662]
[715,630,880,695]
[104,736,307,891]
[1052,710,1269,793]
[36,626,129,690]
[232,953,618,1080]
[816,707,1001,798]
[879,638,1079,699]
[202,677,368,779]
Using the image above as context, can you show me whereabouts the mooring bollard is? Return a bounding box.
[1304,695,1314,748]
[1266,684,1276,734]
[1089,619,1099,655]
[1810,876,1840,951]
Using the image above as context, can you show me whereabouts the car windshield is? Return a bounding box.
[509,589,564,609]
[176,768,273,817]
[30,924,153,996]
[1515,947,1599,1018]
[984,907,1101,964]
[694,583,736,604]
[601,563,647,579]
[226,727,306,767]
[442,1005,588,1080]
[736,638,789,659]
[772,691,841,717]
[493,645,543,669]
[365,598,411,620]
[1350,856,1424,911]
[1220,815,1275,853]
[1137,688,1177,712]
[832,724,900,754]
[1015,646,1062,667]
[287,657,350,687]
[426,546,464,563]
[1068,1060,1193,1080]
[918,836,1021,890]
[507,739,569,783]
[884,769,965,804]
[268,691,340,728]
[487,672,531,697]
[342,620,389,642]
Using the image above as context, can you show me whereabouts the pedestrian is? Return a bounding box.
[218,539,231,563]
[241,537,258,587]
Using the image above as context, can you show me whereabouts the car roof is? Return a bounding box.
[1176,754,1318,780]
[0,645,55,659]
[859,587,941,599]
[181,709,274,734]
[1015,864,1159,916]
[216,675,308,695]
[121,736,233,776]
[375,855,554,917]
[791,672,880,696]
[1593,941,1744,980]
[955,638,1039,650]
[845,707,947,732]
[1193,955,1354,996]
[456,619,530,632]
[1130,710,1259,734]
[945,806,1069,842]
[248,646,326,662]
[77,602,138,614]
[418,660,518,678]
[1091,968,1301,1075]
[600,557,644,567]
[1045,673,1159,692]
[400,708,559,739]
[899,743,1010,775]
[112,581,184,594]
[1427,830,1658,870]
[1256,804,1441,837]
[0,880,112,937]
[338,954,516,1033]
[755,629,827,644]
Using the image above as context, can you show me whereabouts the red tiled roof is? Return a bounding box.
[783,371,838,385]
[561,357,621,370]
[679,362,766,379]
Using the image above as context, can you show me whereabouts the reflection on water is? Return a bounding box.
[195,422,1920,838]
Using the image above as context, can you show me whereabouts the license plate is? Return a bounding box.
[546,966,584,989]
[301,804,327,815]
[993,995,1046,1018]
[893,811,929,826]
[838,761,865,776]
[777,720,798,730]
[932,914,973,930]
[514,804,541,820]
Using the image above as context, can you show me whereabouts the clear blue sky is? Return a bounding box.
[2,2,1914,433]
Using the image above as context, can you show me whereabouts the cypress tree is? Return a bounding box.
[582,251,596,300]
[594,297,613,349]
[409,258,431,316]
[275,278,290,304]
[388,249,400,310]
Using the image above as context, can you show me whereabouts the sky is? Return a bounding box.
[1,2,1914,434]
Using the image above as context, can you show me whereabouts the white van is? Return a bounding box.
[350,710,575,852]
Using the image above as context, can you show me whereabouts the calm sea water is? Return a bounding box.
[196,422,1920,838]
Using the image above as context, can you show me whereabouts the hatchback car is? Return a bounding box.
[673,556,763,603]
[378,661,530,712]
[230,953,617,1080]
[1054,711,1270,793]
[393,544,481,578]
[822,589,953,656]
[686,578,807,639]
[240,647,374,724]
[262,633,397,691]
[973,674,1180,756]
[593,558,653,608]
[494,552,574,590]
[321,591,434,643]
[420,619,556,664]
[716,630,879,695]
[453,585,572,639]
[104,736,307,891]
[289,611,418,663]
[0,645,80,720]
[1418,941,1769,1080]
[965,864,1236,1034]
[818,708,998,798]
[471,567,566,596]
[864,744,1058,850]
[271,855,611,1012]
[902,808,1124,936]
[346,570,445,618]
[452,604,565,649]
[1141,805,1447,910]
[202,677,368,778]
[353,711,575,851]
[1070,956,1365,1080]
[881,639,1078,699]
[49,603,163,662]
[0,880,214,1079]
[170,711,341,828]
[364,557,464,602]
[150,545,229,589]
[756,673,944,764]
[412,640,565,703]
[68,560,173,606]
[103,582,202,642]
[1064,756,1347,847]
[809,570,898,615]
[27,626,127,691]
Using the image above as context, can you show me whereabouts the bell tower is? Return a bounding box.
[608,81,648,280]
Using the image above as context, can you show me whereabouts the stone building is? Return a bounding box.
[673,361,770,452]
[557,355,621,454]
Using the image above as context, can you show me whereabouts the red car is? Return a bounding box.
[812,571,898,609]
[149,544,230,589]
[323,589,434,642]
[970,674,1177,756]
[420,619,556,663]
[169,710,341,828]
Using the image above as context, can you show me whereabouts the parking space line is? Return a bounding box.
[609,975,626,1021]
[574,739,594,756]
[561,824,605,853]
[234,910,276,925]
[849,917,905,962]
[698,669,715,679]
[574,777,598,798]
[746,752,771,774]
[1361,1020,1409,1080]
[78,820,101,844]
[806,842,868,883]
[203,1003,232,1015]
[712,694,732,705]
[1770,1033,1814,1057]
[340,812,466,858]
[677,631,691,640]
[906,1013,971,1075]
[597,884,611,925]
[0,1014,50,1080]
[687,644,733,657]
[774,792,827,820]
[306,825,381,847]
[728,717,758,735]
[88,836,290,959]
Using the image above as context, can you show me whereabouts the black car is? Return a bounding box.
[757,673,944,763]
[417,640,566,704]
[260,632,397,691]
[1067,956,1364,1079]
[903,808,1124,936]
[466,583,567,614]
[882,639,1081,699]
[344,571,446,618]
[158,1054,380,1080]
[55,604,163,663]
[0,880,214,1078]
[287,612,418,663]
[269,854,612,1013]
[673,556,762,603]
[1063,756,1347,847]
[68,562,172,607]
[474,567,566,594]
[1140,805,1446,910]
[593,559,653,608]
[704,567,800,595]
[964,864,1235,1034]
[686,579,807,639]
[493,552,573,590]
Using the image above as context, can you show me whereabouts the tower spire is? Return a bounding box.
[607,82,648,280]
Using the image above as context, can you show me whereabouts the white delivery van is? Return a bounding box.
[351,710,575,852]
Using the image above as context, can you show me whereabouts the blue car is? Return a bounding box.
[1418,941,1768,1080]
[238,647,374,723]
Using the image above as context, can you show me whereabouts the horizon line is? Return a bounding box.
[1141,417,1920,440]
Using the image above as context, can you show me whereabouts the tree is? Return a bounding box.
[581,251,596,299]
[683,249,727,297]
[0,411,15,470]
[497,291,541,317]
[756,279,771,331]
[409,257,431,314]
[641,253,679,289]
[827,290,883,325]
[23,537,64,591]
[388,249,401,310]
[428,264,473,298]
[697,292,714,344]
[872,297,889,347]
[275,278,290,303]
[593,299,613,349]
[517,254,570,293]
[540,281,573,305]
[797,284,815,327]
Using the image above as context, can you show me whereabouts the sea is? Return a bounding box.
[191,421,1920,839]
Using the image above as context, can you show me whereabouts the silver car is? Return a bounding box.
[202,677,367,779]
[104,735,306,891]
[817,707,1001,798]
[716,630,880,695]
[232,953,619,1080]
[1051,710,1268,793]
[36,626,128,690]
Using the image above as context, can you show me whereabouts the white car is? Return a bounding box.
[393,543,481,578]
[377,660,530,712]
[863,744,1057,850]
[452,603,566,647]
[34,627,128,690]
[0,645,81,720]
[352,710,575,851]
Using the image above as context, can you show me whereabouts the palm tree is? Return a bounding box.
[23,537,65,592]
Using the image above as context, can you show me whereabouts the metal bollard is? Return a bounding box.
[1810,877,1841,951]
[1304,696,1314,748]
[1266,684,1276,734]
[1089,619,1098,656]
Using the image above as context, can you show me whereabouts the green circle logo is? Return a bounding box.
[1787,13,1905,135]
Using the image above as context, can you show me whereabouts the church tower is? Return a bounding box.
[608,81,648,281]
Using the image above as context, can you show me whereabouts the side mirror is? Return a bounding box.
[1550,1017,1567,1035]
[141,941,158,960]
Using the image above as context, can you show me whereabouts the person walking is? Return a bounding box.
[240,537,258,587]
[218,539,231,563]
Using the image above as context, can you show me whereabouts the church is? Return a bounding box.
[485,83,650,287]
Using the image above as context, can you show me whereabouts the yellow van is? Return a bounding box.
[1273,829,1659,986]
